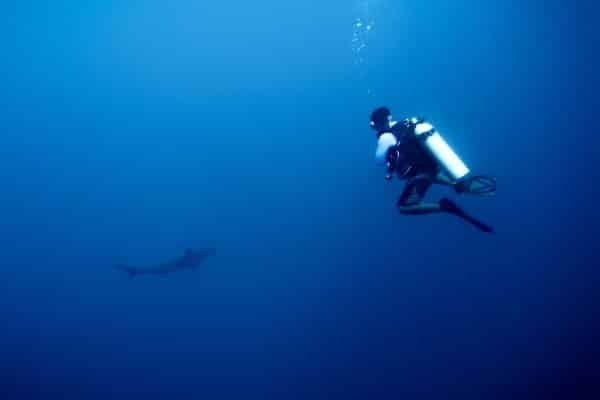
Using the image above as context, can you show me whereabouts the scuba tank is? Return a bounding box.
[410,118,470,181]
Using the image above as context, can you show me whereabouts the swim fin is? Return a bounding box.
[439,198,493,233]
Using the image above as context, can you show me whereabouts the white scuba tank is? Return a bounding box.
[413,120,470,181]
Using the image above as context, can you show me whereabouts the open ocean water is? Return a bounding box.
[0,1,597,398]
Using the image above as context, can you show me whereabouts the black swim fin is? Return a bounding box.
[439,198,493,233]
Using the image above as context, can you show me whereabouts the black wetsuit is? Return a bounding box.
[372,111,494,232]
[385,121,442,207]
[392,123,438,177]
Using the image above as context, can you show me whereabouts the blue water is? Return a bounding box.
[1,1,596,398]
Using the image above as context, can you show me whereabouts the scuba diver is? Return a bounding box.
[371,107,496,233]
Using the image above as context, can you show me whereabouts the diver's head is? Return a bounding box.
[370,107,392,133]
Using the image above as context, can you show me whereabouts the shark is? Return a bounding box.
[114,248,216,278]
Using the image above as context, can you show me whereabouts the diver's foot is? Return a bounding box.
[454,180,468,194]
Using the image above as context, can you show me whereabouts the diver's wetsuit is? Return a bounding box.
[375,119,493,232]
[376,120,450,214]
[371,105,495,232]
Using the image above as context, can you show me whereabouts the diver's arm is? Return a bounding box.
[375,133,398,165]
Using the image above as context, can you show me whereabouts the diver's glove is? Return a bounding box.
[385,146,400,180]
[385,166,394,180]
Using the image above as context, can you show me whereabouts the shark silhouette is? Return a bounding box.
[114,248,216,278]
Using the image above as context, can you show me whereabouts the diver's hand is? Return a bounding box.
[386,147,399,165]
[384,147,400,180]
[385,165,393,180]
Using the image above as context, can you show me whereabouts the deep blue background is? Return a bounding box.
[1,1,597,398]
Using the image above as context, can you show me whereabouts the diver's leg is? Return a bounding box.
[454,175,496,196]
[432,173,454,187]
[397,176,443,215]
[397,176,493,232]
[433,173,497,197]
[397,203,442,214]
